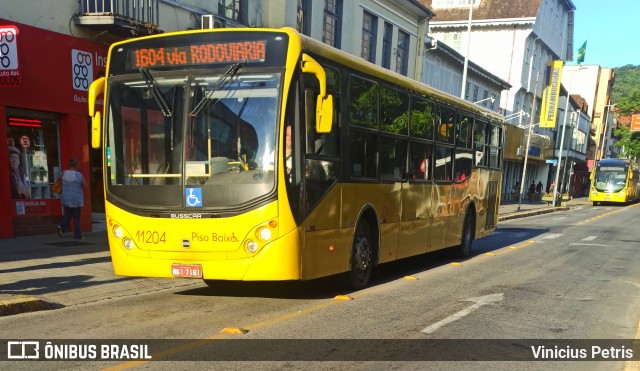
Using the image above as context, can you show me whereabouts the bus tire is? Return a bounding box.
[592,202,598,206]
[346,221,373,290]
[456,212,475,258]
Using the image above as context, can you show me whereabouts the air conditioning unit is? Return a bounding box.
[202,14,214,29]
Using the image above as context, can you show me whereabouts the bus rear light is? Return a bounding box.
[123,237,135,250]
[113,225,124,239]
[257,227,272,241]
[246,240,258,253]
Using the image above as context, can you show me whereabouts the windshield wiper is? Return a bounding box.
[139,68,172,117]
[189,63,243,118]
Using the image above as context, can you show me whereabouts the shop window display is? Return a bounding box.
[6,113,60,200]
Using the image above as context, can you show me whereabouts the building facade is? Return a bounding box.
[420,0,585,199]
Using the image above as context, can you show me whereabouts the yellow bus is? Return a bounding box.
[88,27,503,289]
[590,158,640,205]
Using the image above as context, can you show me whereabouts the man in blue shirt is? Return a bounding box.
[57,158,87,239]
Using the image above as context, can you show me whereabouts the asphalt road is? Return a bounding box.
[2,203,640,370]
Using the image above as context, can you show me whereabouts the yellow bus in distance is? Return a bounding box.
[88,27,503,289]
[590,158,640,205]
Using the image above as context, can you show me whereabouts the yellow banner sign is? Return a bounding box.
[539,60,563,128]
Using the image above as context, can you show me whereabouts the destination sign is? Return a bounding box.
[131,40,267,68]
[597,166,626,172]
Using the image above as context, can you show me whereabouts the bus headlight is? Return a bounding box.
[246,240,258,253]
[113,225,124,239]
[618,190,626,197]
[591,189,597,196]
[257,227,272,241]
[123,237,135,250]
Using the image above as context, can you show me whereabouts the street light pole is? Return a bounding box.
[552,67,584,207]
[460,0,473,100]
[599,103,616,160]
[517,72,541,211]
[473,96,495,105]
[552,89,571,207]
[504,110,530,122]
[560,120,575,197]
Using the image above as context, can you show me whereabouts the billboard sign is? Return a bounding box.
[539,60,563,128]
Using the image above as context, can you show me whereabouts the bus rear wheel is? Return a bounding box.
[456,212,475,258]
[346,221,373,290]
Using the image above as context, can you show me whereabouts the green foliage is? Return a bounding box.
[613,125,640,160]
[380,87,408,134]
[612,65,640,116]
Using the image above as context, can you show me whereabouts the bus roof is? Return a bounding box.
[598,158,630,165]
[294,28,505,124]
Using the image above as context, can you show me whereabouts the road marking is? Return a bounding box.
[553,217,566,220]
[624,319,640,371]
[582,236,598,241]
[422,293,504,334]
[568,243,612,247]
[626,281,640,290]
[513,232,528,238]
[543,233,563,239]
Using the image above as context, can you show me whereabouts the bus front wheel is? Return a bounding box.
[346,221,373,290]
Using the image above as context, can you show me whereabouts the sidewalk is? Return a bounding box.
[498,196,590,221]
[0,198,591,316]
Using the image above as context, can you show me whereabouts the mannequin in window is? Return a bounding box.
[8,146,30,199]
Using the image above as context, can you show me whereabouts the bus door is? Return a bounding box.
[298,73,343,280]
[430,145,453,252]
[447,115,474,246]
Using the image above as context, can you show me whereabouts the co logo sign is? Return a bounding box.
[0,28,17,69]
[71,49,93,91]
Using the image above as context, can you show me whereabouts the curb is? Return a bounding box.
[498,206,570,222]
[0,297,52,317]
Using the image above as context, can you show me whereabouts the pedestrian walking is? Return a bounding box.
[57,158,87,239]
[528,181,536,202]
[536,181,543,201]
[512,180,521,201]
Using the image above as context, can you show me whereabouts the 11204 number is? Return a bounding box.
[136,230,167,244]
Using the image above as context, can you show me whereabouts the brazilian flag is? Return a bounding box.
[577,41,587,64]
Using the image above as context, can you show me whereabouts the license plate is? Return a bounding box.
[171,264,202,278]
[604,196,610,200]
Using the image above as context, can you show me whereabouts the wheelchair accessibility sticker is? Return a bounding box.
[185,188,202,207]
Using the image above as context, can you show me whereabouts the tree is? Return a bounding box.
[616,87,640,116]
[613,125,640,160]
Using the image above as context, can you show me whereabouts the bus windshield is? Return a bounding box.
[105,69,281,210]
[594,166,628,192]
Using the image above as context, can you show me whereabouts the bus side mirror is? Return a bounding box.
[589,171,594,180]
[301,54,333,134]
[89,77,105,149]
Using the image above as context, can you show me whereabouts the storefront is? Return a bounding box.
[0,19,107,237]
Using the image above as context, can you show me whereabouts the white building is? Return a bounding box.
[422,0,576,125]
